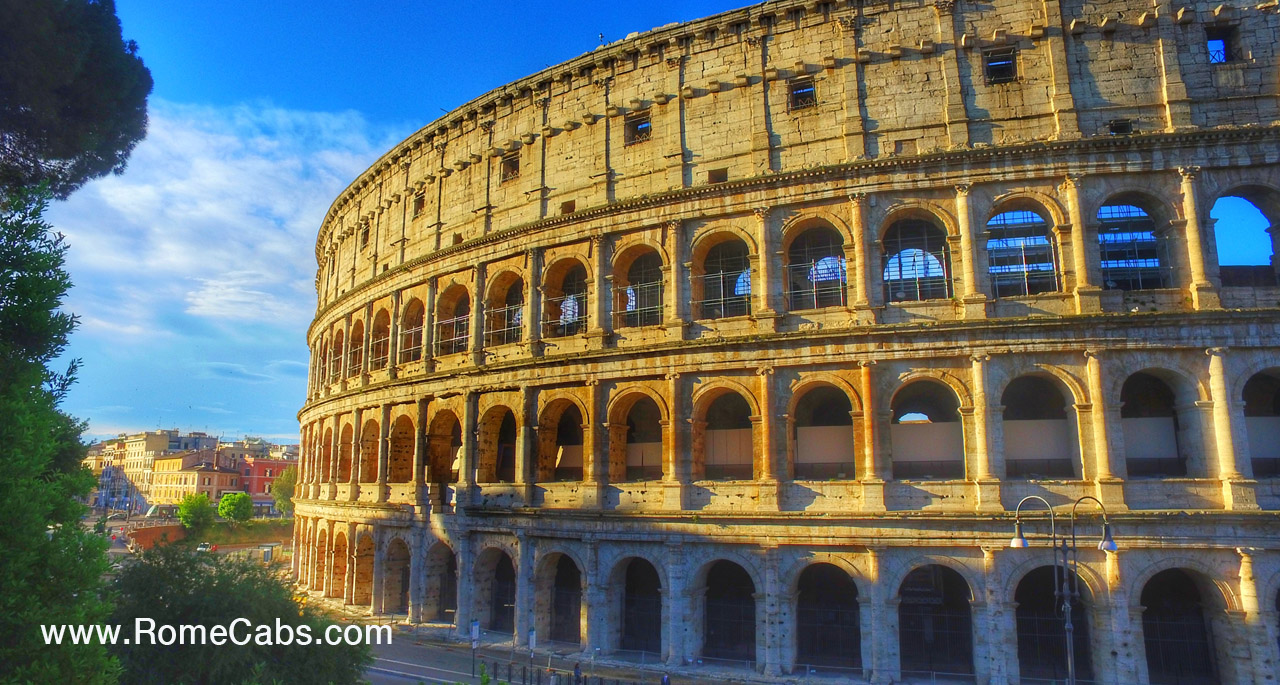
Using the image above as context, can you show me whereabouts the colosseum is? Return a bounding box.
[293,0,1280,681]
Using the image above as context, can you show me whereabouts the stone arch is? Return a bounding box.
[1095,190,1181,291]
[476,404,518,483]
[989,189,1069,228]
[358,417,379,483]
[877,200,960,239]
[787,373,864,414]
[435,283,471,356]
[319,425,333,482]
[781,552,870,599]
[352,531,375,606]
[473,545,518,633]
[382,536,412,615]
[895,561,977,677]
[608,555,665,654]
[399,298,426,363]
[688,224,759,267]
[891,369,974,409]
[387,414,414,483]
[794,561,863,669]
[424,540,458,623]
[533,548,587,646]
[1128,557,1238,613]
[689,226,755,320]
[606,385,670,424]
[889,377,967,480]
[887,555,983,602]
[337,422,353,482]
[312,525,329,592]
[611,236,669,279]
[370,308,391,369]
[1095,187,1181,227]
[989,361,1088,408]
[788,379,860,481]
[694,557,762,664]
[1000,372,1082,479]
[1137,564,1235,683]
[1117,367,1209,478]
[691,380,760,481]
[607,386,668,482]
[347,319,364,374]
[329,530,349,600]
[542,256,591,337]
[427,408,462,484]
[1013,564,1096,682]
[330,329,345,381]
[1001,552,1105,608]
[537,395,587,483]
[780,210,855,254]
[984,195,1063,296]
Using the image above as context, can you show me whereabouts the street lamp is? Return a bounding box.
[1009,495,1118,685]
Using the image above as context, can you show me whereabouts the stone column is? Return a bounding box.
[1179,166,1219,309]
[1086,351,1126,508]
[371,531,386,615]
[583,539,606,651]
[582,380,605,508]
[408,528,425,623]
[860,361,887,511]
[756,365,779,482]
[849,193,875,315]
[344,521,357,604]
[350,409,364,497]
[339,315,352,388]
[460,392,477,490]
[955,184,988,318]
[515,386,535,502]
[836,16,868,159]
[1235,548,1271,682]
[377,404,390,503]
[753,208,779,329]
[454,533,475,639]
[760,549,782,675]
[663,372,687,509]
[664,220,686,337]
[515,533,534,646]
[865,547,897,683]
[388,289,402,379]
[1062,176,1102,313]
[524,247,541,354]
[588,235,610,348]
[971,354,1002,512]
[1208,348,1259,511]
[414,397,430,499]
[422,278,437,367]
[470,265,487,366]
[979,547,1012,683]
[1105,551,1142,683]
[664,543,688,666]
[360,302,373,385]
[329,418,341,491]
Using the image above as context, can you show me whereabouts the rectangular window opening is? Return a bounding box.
[1205,26,1236,63]
[624,113,652,145]
[788,77,817,110]
[500,151,520,182]
[412,192,426,217]
[983,47,1018,84]
[1108,119,1134,135]
[707,168,729,184]
[560,200,576,215]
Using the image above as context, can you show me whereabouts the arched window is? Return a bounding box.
[330,330,344,382]
[618,559,662,653]
[485,277,524,347]
[792,386,855,480]
[986,209,1058,296]
[890,381,964,480]
[1120,372,1185,477]
[427,411,462,485]
[399,299,425,363]
[795,564,861,669]
[898,565,974,678]
[347,320,364,376]
[623,397,662,481]
[1212,192,1278,287]
[425,544,457,623]
[1002,376,1077,478]
[543,261,589,338]
[614,251,664,328]
[1243,371,1280,477]
[696,239,752,319]
[387,416,414,483]
[1141,569,1219,684]
[1015,566,1093,682]
[435,286,470,356]
[701,392,754,481]
[786,226,847,310]
[370,310,391,368]
[702,561,756,663]
[478,551,516,633]
[383,538,411,614]
[541,404,583,482]
[882,218,952,302]
[546,555,582,645]
[1098,204,1171,290]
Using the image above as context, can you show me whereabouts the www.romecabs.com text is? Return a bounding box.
[41,618,391,647]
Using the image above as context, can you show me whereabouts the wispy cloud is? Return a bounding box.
[49,99,411,437]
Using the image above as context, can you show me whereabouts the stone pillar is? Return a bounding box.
[860,361,886,511]
[663,372,687,509]
[454,533,475,639]
[329,418,341,488]
[361,302,374,383]
[849,193,876,316]
[955,184,988,318]
[515,386,535,502]
[351,409,364,496]
[836,16,868,159]
[1208,348,1259,511]
[664,543,688,666]
[422,278,437,367]
[344,521,357,604]
[339,315,352,388]
[388,289,402,379]
[470,265,487,365]
[663,220,686,337]
[753,207,779,329]
[756,365,780,488]
[979,547,1012,683]
[760,549,783,675]
[377,404,390,503]
[865,547,897,684]
[1105,551,1142,683]
[515,533,534,646]
[460,392,477,490]
[1179,166,1219,309]
[408,527,425,623]
[1062,175,1102,313]
[582,380,605,508]
[414,397,429,497]
[1086,351,1126,508]
[583,539,607,651]
[1235,548,1273,682]
[588,235,610,348]
[291,519,302,580]
[971,354,1002,512]
[371,531,386,615]
[524,247,541,354]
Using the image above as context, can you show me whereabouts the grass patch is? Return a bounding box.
[187,519,293,546]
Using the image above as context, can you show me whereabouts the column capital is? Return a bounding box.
[1178,165,1201,180]
[970,353,991,364]
[753,206,771,223]
[858,359,878,368]
[756,365,775,376]
[837,16,858,32]
[849,191,869,204]
[1206,346,1229,357]
[1060,173,1085,190]
[955,182,972,196]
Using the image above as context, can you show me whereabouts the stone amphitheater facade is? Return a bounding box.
[293,0,1280,681]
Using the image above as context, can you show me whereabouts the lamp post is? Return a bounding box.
[1010,495,1117,685]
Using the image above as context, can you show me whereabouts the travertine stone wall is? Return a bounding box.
[296,0,1280,681]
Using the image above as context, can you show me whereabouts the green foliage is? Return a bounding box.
[217,492,253,526]
[0,0,152,198]
[109,545,372,684]
[176,493,214,531]
[0,185,117,682]
[272,465,297,516]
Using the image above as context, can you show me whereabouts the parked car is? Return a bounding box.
[196,542,212,552]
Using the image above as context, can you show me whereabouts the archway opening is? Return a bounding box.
[1014,566,1093,682]
[1141,569,1219,684]
[898,565,973,678]
[1243,371,1280,477]
[329,533,348,600]
[425,544,457,624]
[319,427,333,483]
[347,320,363,376]
[695,239,752,320]
[615,250,664,328]
[786,225,847,310]
[313,532,328,592]
[549,556,583,645]
[435,285,470,356]
[986,208,1058,297]
[702,392,754,481]
[330,330,344,383]
[388,415,414,483]
[553,405,583,482]
[792,385,855,480]
[383,538,411,615]
[399,299,425,363]
[619,559,662,654]
[1098,202,1171,291]
[427,411,462,485]
[1120,372,1185,477]
[338,424,353,482]
[882,217,951,302]
[890,381,964,480]
[485,276,525,347]
[358,418,378,483]
[488,553,517,633]
[477,408,518,484]
[1211,193,1276,286]
[370,309,391,368]
[796,563,861,669]
[543,260,589,338]
[1002,376,1077,478]
[702,561,756,664]
[353,535,374,606]
[623,396,663,481]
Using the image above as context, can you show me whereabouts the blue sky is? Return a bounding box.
[47,1,1272,444]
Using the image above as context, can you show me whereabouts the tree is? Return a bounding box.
[217,492,253,526]
[0,186,118,682]
[176,493,214,531]
[0,0,152,198]
[272,465,297,516]
[110,545,371,684]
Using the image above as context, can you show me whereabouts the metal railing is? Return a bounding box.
[785,260,847,310]
[892,460,965,480]
[369,335,389,369]
[434,315,469,356]
[1006,458,1076,479]
[612,282,663,328]
[398,325,423,363]
[694,269,751,319]
[346,348,362,377]
[485,304,524,346]
[543,293,587,337]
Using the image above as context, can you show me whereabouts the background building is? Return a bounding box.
[293,0,1280,682]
